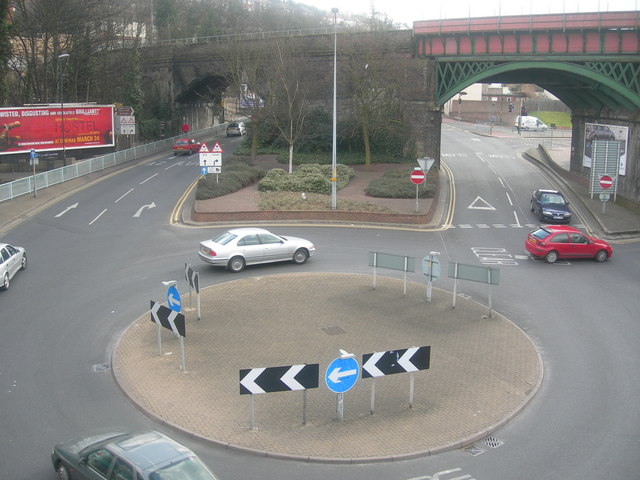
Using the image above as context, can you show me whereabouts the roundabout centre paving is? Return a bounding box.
[112,273,542,463]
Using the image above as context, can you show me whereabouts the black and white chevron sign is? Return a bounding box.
[184,263,199,294]
[362,346,430,378]
[239,364,319,395]
[150,300,186,337]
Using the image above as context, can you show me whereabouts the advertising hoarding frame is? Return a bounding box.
[0,104,114,156]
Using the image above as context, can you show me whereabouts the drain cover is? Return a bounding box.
[92,363,110,372]
[483,436,504,448]
[322,325,346,335]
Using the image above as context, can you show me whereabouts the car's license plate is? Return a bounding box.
[553,215,563,219]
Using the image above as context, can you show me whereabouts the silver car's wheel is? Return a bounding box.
[1,273,8,291]
[545,250,558,264]
[292,248,309,265]
[20,254,27,270]
[56,464,70,480]
[595,250,608,262]
[228,256,246,273]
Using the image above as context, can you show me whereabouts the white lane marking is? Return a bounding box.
[115,189,134,203]
[140,173,158,185]
[89,209,107,225]
[513,211,521,227]
[54,202,78,217]
[133,202,157,218]
[505,192,513,206]
[468,196,496,210]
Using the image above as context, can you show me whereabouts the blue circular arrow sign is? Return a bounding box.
[166,285,181,312]
[325,357,359,393]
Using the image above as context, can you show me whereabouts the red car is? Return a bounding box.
[172,138,201,155]
[525,225,612,263]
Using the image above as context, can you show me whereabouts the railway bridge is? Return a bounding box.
[141,11,640,201]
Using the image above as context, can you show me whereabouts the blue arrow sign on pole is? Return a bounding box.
[325,357,359,393]
[167,285,181,312]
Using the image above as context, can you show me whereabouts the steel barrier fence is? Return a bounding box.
[0,124,228,203]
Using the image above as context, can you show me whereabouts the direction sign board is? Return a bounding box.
[422,256,441,281]
[325,357,359,393]
[240,364,319,394]
[184,263,199,294]
[150,300,185,337]
[599,175,613,189]
[199,152,222,167]
[362,346,430,378]
[166,285,181,312]
[410,169,426,185]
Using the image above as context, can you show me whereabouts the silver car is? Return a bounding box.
[198,227,315,272]
[51,430,219,480]
[0,243,27,290]
[225,121,245,137]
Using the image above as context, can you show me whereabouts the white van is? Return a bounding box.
[515,116,548,131]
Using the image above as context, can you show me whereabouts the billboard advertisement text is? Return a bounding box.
[0,105,114,156]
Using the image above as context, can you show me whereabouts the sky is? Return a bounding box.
[306,0,639,27]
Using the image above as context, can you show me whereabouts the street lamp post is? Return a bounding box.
[331,7,338,210]
[58,53,70,165]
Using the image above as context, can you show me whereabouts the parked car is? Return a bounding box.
[530,189,572,223]
[525,225,612,263]
[226,122,245,137]
[172,138,201,155]
[0,243,27,291]
[514,116,548,131]
[198,227,315,272]
[51,430,219,480]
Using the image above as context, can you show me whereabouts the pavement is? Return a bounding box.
[2,133,639,463]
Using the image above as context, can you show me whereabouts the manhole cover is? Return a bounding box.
[322,325,346,335]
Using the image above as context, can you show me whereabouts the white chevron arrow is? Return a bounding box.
[55,202,78,217]
[362,351,385,377]
[397,347,420,372]
[133,202,156,217]
[240,368,266,394]
[280,365,305,390]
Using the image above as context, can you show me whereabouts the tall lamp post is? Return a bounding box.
[331,7,338,210]
[58,53,70,164]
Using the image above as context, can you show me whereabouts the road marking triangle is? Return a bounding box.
[468,196,496,210]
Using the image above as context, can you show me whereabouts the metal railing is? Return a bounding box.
[0,124,228,203]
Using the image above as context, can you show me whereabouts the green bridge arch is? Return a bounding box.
[437,60,640,111]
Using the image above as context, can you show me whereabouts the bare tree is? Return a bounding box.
[266,40,313,173]
[341,30,408,169]
[220,39,271,161]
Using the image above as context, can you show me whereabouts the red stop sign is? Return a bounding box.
[410,169,426,185]
[182,124,190,133]
[599,175,613,189]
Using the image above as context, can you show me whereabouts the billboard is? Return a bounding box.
[0,105,114,156]
[583,122,629,175]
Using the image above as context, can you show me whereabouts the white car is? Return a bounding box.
[198,227,315,272]
[0,243,27,290]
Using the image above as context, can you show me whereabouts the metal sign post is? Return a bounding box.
[422,252,441,302]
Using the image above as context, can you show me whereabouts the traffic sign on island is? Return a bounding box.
[599,175,613,189]
[325,356,359,393]
[410,169,426,185]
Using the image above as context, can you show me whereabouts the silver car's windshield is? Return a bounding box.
[150,456,218,480]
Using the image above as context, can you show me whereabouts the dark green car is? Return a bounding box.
[51,430,219,480]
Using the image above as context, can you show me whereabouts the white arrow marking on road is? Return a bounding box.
[468,196,496,210]
[362,352,385,377]
[328,366,357,383]
[397,347,420,372]
[241,368,266,394]
[133,202,156,218]
[55,202,78,217]
[281,365,306,390]
[168,293,181,309]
